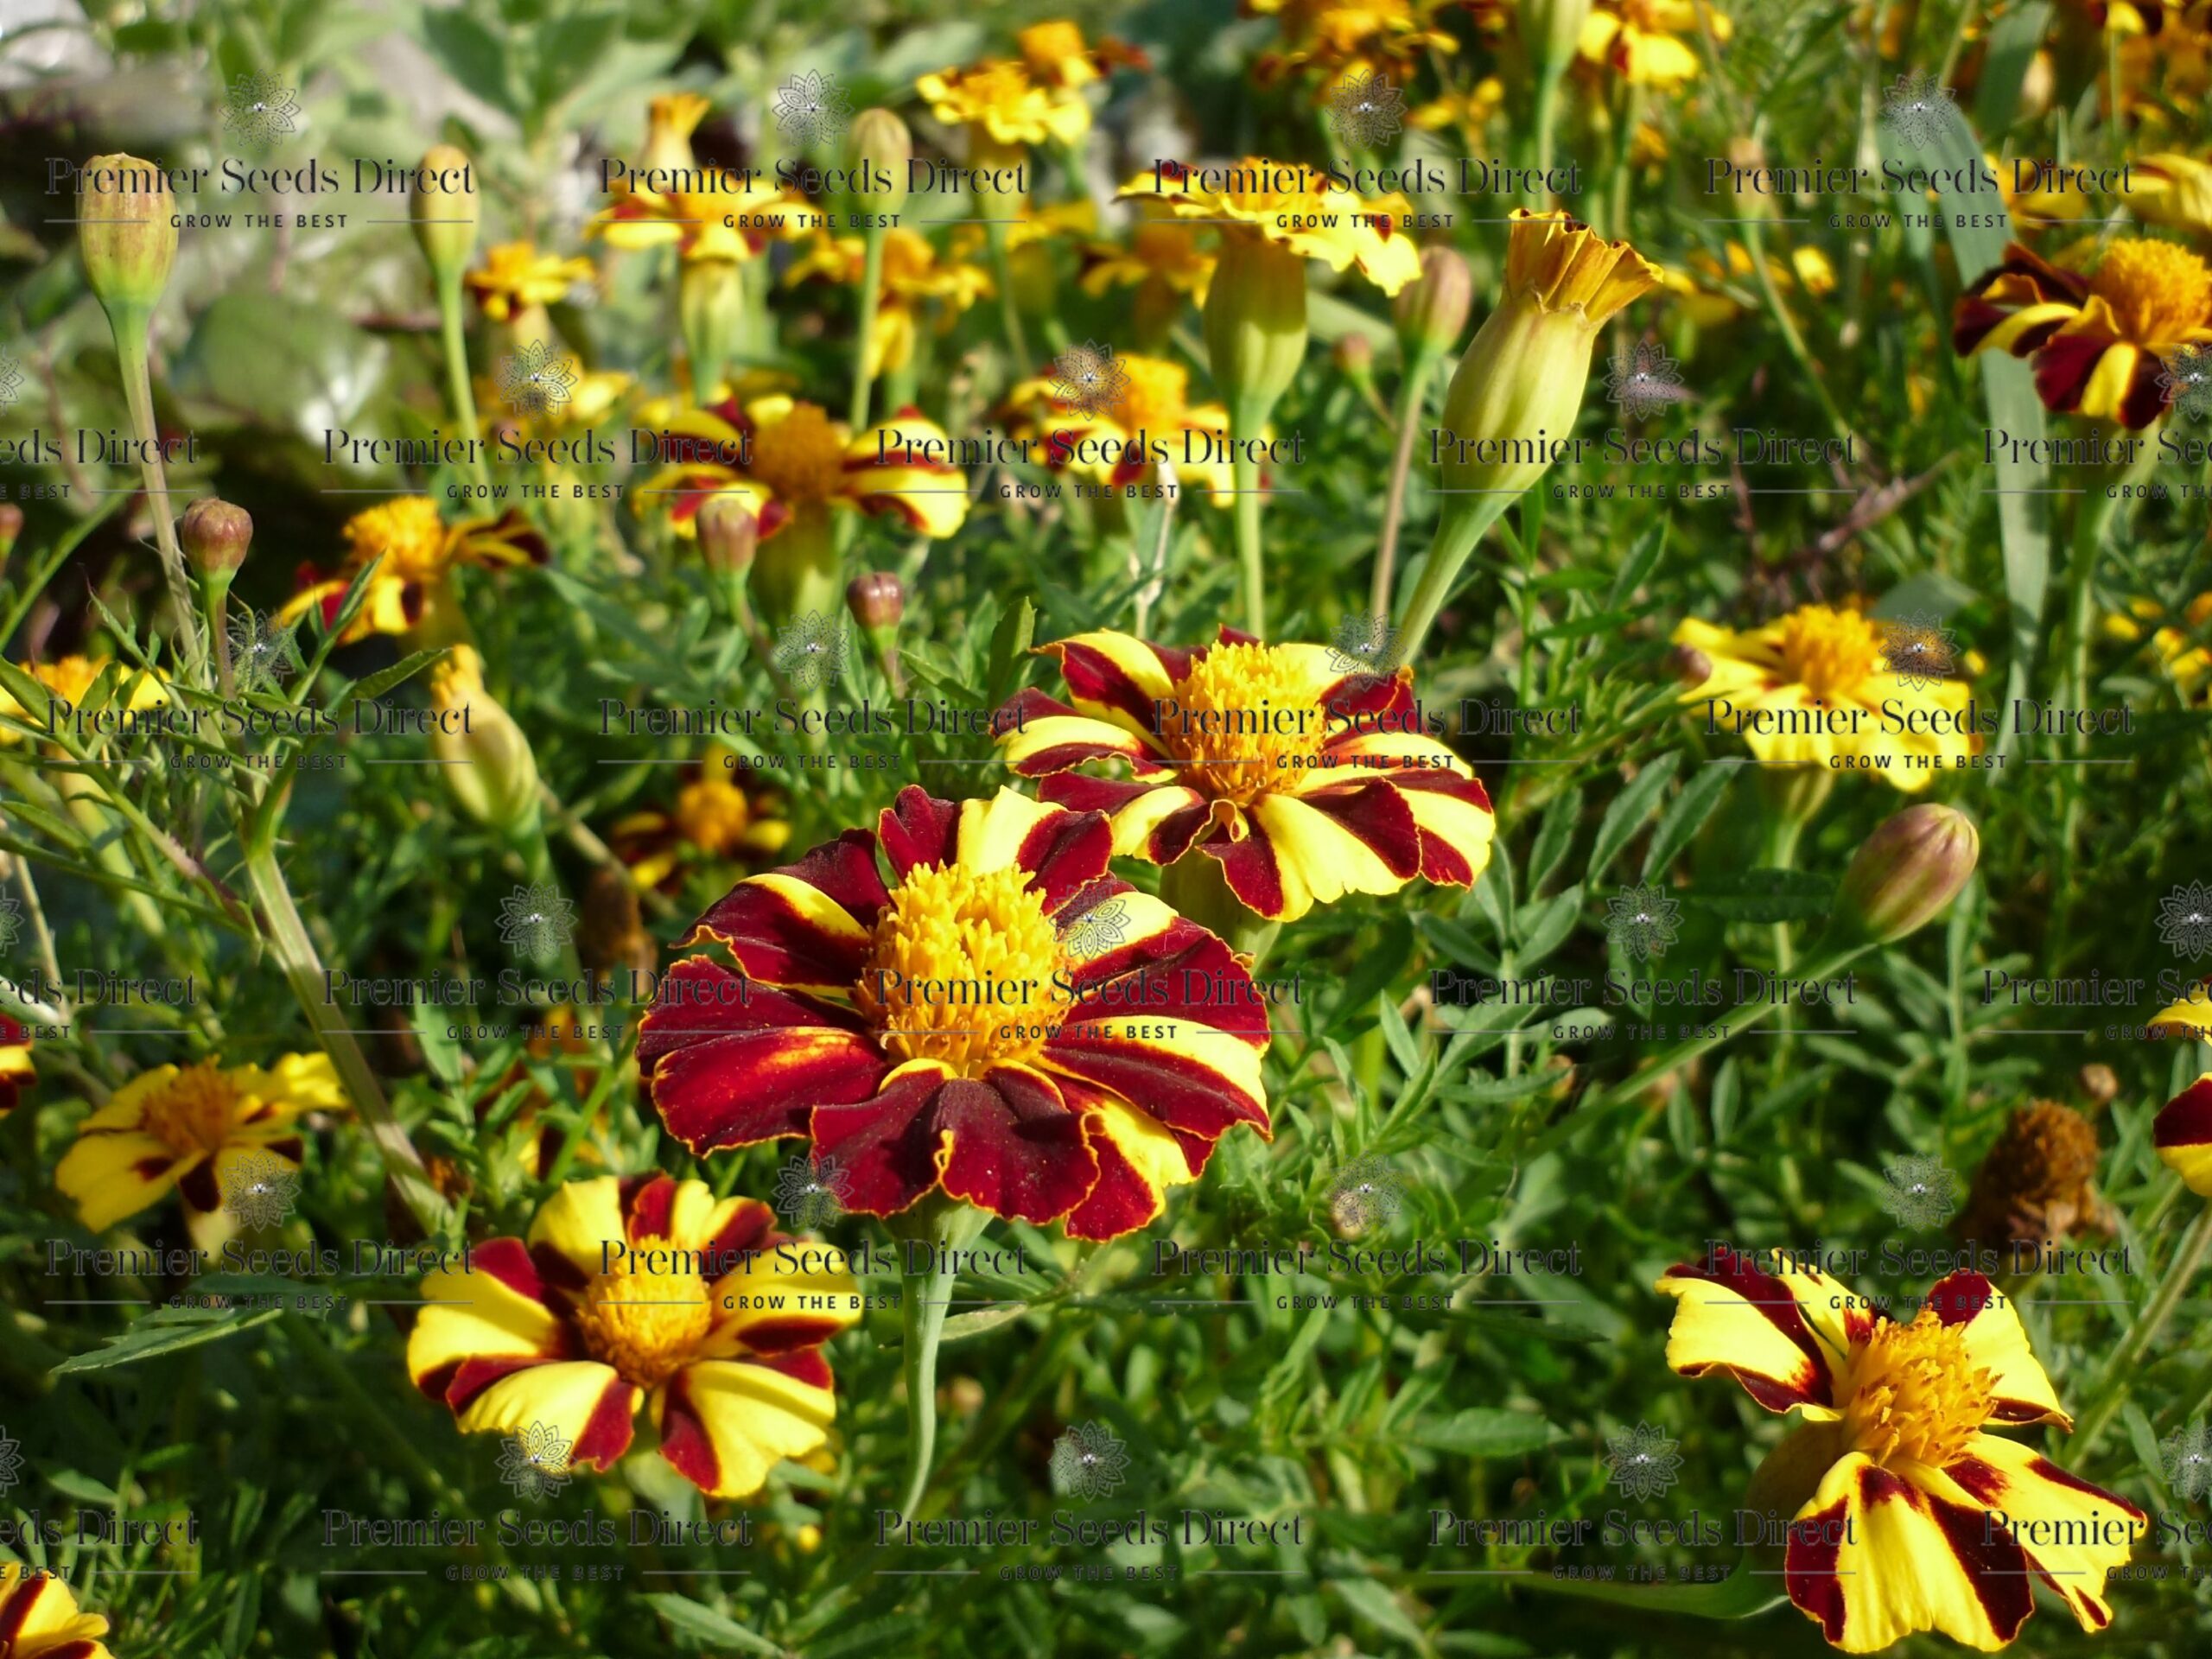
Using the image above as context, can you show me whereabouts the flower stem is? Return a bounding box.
[2072,1202,2212,1457]
[1371,347,1440,618]
[1397,493,1516,663]
[894,1198,990,1517]
[849,223,889,429]
[1231,432,1267,638]
[985,223,1029,368]
[434,267,487,486]
[112,322,205,683]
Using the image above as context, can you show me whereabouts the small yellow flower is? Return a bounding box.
[916,59,1089,162]
[465,241,595,321]
[0,656,168,748]
[281,497,547,642]
[1580,0,1731,90]
[1001,353,1239,504]
[1016,19,1145,90]
[785,228,994,377]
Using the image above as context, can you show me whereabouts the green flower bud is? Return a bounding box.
[78,154,178,321]
[178,498,253,581]
[411,144,479,281]
[696,496,760,577]
[849,110,912,215]
[1204,234,1308,425]
[1834,804,1980,945]
[429,645,541,839]
[1394,246,1472,357]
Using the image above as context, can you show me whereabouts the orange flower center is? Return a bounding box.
[139,1062,245,1157]
[747,404,847,506]
[1112,357,1190,438]
[569,1232,713,1389]
[2089,238,2212,351]
[673,778,753,855]
[1160,643,1327,805]
[854,862,1066,1076]
[1840,1310,1995,1468]
[344,498,451,580]
[1776,605,1880,702]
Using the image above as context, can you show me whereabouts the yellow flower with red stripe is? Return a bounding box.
[1016,20,1147,90]
[610,749,792,891]
[1001,353,1236,504]
[0,1015,32,1115]
[2150,988,2212,1191]
[0,1566,113,1659]
[406,1173,862,1499]
[1118,158,1421,296]
[784,229,993,378]
[280,497,548,642]
[636,396,968,541]
[638,787,1272,1240]
[1657,1247,2141,1651]
[1580,1,1731,89]
[1671,604,1975,790]
[465,242,594,321]
[1954,238,2212,428]
[995,629,1496,923]
[1079,200,1216,330]
[54,1053,343,1251]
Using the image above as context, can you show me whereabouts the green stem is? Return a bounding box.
[1530,61,1566,207]
[985,223,1029,368]
[849,223,889,429]
[894,1199,990,1517]
[2072,1203,2212,1457]
[1371,348,1440,619]
[1232,437,1266,639]
[112,321,205,683]
[434,267,486,486]
[1397,493,1516,663]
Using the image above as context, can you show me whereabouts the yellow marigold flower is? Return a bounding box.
[465,241,594,321]
[1079,201,1217,337]
[0,656,167,748]
[280,497,548,642]
[916,60,1090,161]
[610,747,791,891]
[642,91,713,174]
[1955,236,2212,427]
[2124,151,2212,234]
[406,1173,863,1499]
[785,228,993,377]
[587,170,811,265]
[2075,0,2200,33]
[0,1565,114,1658]
[56,1053,343,1251]
[1017,19,1147,89]
[1001,353,1239,505]
[1653,242,1834,327]
[0,1015,32,1116]
[1670,604,1975,790]
[996,630,1497,922]
[1409,77,1508,137]
[1250,0,1459,85]
[1580,0,1730,90]
[1656,1248,2140,1650]
[1120,157,1420,294]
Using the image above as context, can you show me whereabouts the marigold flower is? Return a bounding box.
[1580,0,1730,89]
[1656,1248,2141,1651]
[1119,157,1421,296]
[2150,989,2212,1191]
[0,656,168,748]
[1954,237,2212,428]
[638,787,1272,1239]
[611,750,791,891]
[642,91,713,174]
[281,496,548,642]
[55,1054,342,1250]
[465,241,594,321]
[1670,605,1975,789]
[0,1015,32,1115]
[1249,0,1459,85]
[915,60,1090,161]
[785,229,993,378]
[0,1564,113,1658]
[1652,242,1834,327]
[996,630,1496,922]
[2123,151,2212,235]
[406,1173,862,1498]
[1001,353,1237,504]
[588,171,810,267]
[1079,200,1217,336]
[1017,19,1147,89]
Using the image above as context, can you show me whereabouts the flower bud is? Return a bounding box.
[1517,0,1594,69]
[178,498,252,581]
[0,503,21,575]
[849,110,912,215]
[696,496,760,576]
[1395,246,1473,357]
[428,645,541,839]
[411,144,480,281]
[846,569,904,635]
[1204,235,1308,424]
[78,155,178,321]
[1833,804,1978,945]
[1668,643,1712,685]
[578,863,656,979]
[2078,1063,2119,1106]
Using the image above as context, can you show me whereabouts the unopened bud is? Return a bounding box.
[578,862,656,979]
[696,496,760,576]
[178,498,252,581]
[0,503,21,574]
[2078,1063,2119,1107]
[847,570,904,635]
[1394,246,1472,357]
[1669,643,1713,685]
[428,645,541,839]
[78,155,178,321]
[1334,333,1375,376]
[1834,804,1979,945]
[849,110,912,214]
[412,144,480,280]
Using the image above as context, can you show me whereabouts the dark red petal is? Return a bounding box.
[878,786,962,876]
